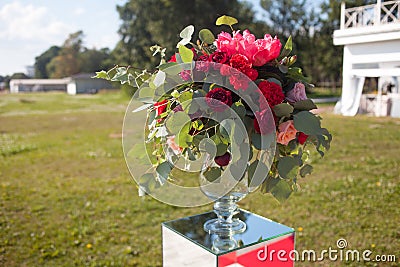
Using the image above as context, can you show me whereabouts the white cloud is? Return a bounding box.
[74,7,85,16]
[0,1,72,43]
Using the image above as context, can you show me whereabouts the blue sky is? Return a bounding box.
[0,0,321,76]
[0,0,125,76]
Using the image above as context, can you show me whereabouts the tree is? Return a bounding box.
[80,48,113,73]
[47,31,84,78]
[260,0,308,38]
[115,0,258,68]
[34,46,60,78]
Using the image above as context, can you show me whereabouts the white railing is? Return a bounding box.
[340,0,400,29]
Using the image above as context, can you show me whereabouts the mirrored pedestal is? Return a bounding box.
[162,209,295,267]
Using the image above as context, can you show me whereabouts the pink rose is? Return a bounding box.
[286,82,307,103]
[277,120,298,145]
[215,30,282,67]
[252,34,282,66]
[167,136,183,155]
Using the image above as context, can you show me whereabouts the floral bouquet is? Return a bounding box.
[96,15,332,204]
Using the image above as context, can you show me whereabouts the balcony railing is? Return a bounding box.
[340,0,400,29]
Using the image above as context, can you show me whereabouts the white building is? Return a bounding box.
[333,0,400,117]
[10,73,114,95]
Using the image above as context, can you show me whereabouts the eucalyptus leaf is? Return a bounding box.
[156,161,173,182]
[293,111,322,135]
[203,167,221,182]
[177,122,192,148]
[277,156,298,179]
[273,103,294,117]
[199,29,215,44]
[300,164,313,178]
[293,99,317,111]
[178,45,194,63]
[153,71,166,87]
[232,102,246,119]
[270,179,292,203]
[132,103,152,113]
[248,160,269,187]
[176,25,194,48]
[216,15,238,26]
[165,111,191,135]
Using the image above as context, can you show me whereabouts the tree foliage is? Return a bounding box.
[34,31,113,79]
[115,0,258,68]
[34,46,60,78]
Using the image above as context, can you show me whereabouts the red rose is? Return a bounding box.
[229,54,252,72]
[196,54,211,72]
[154,99,168,122]
[298,132,308,144]
[258,80,285,108]
[243,68,258,81]
[205,87,232,112]
[210,51,229,65]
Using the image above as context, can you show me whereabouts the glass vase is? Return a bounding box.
[199,154,250,251]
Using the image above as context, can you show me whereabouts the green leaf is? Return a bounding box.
[165,112,191,135]
[279,36,292,60]
[287,67,311,83]
[293,111,322,135]
[178,91,193,104]
[111,67,129,84]
[293,99,317,111]
[300,164,313,178]
[232,102,246,119]
[251,132,274,150]
[216,143,228,157]
[277,156,298,179]
[180,25,194,39]
[215,15,238,26]
[273,103,294,117]
[153,71,166,87]
[177,25,194,47]
[159,62,178,70]
[138,173,157,195]
[156,161,173,182]
[203,167,221,182]
[199,29,215,44]
[178,45,194,63]
[177,122,192,148]
[248,160,269,187]
[270,179,292,203]
[201,138,217,157]
[93,70,109,80]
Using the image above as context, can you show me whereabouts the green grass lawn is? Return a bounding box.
[0,92,399,266]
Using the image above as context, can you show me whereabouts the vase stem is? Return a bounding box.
[204,194,246,236]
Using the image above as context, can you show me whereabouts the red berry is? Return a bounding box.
[214,152,231,167]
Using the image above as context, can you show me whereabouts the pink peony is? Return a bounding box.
[229,72,250,90]
[277,120,298,145]
[215,30,282,67]
[286,82,307,103]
